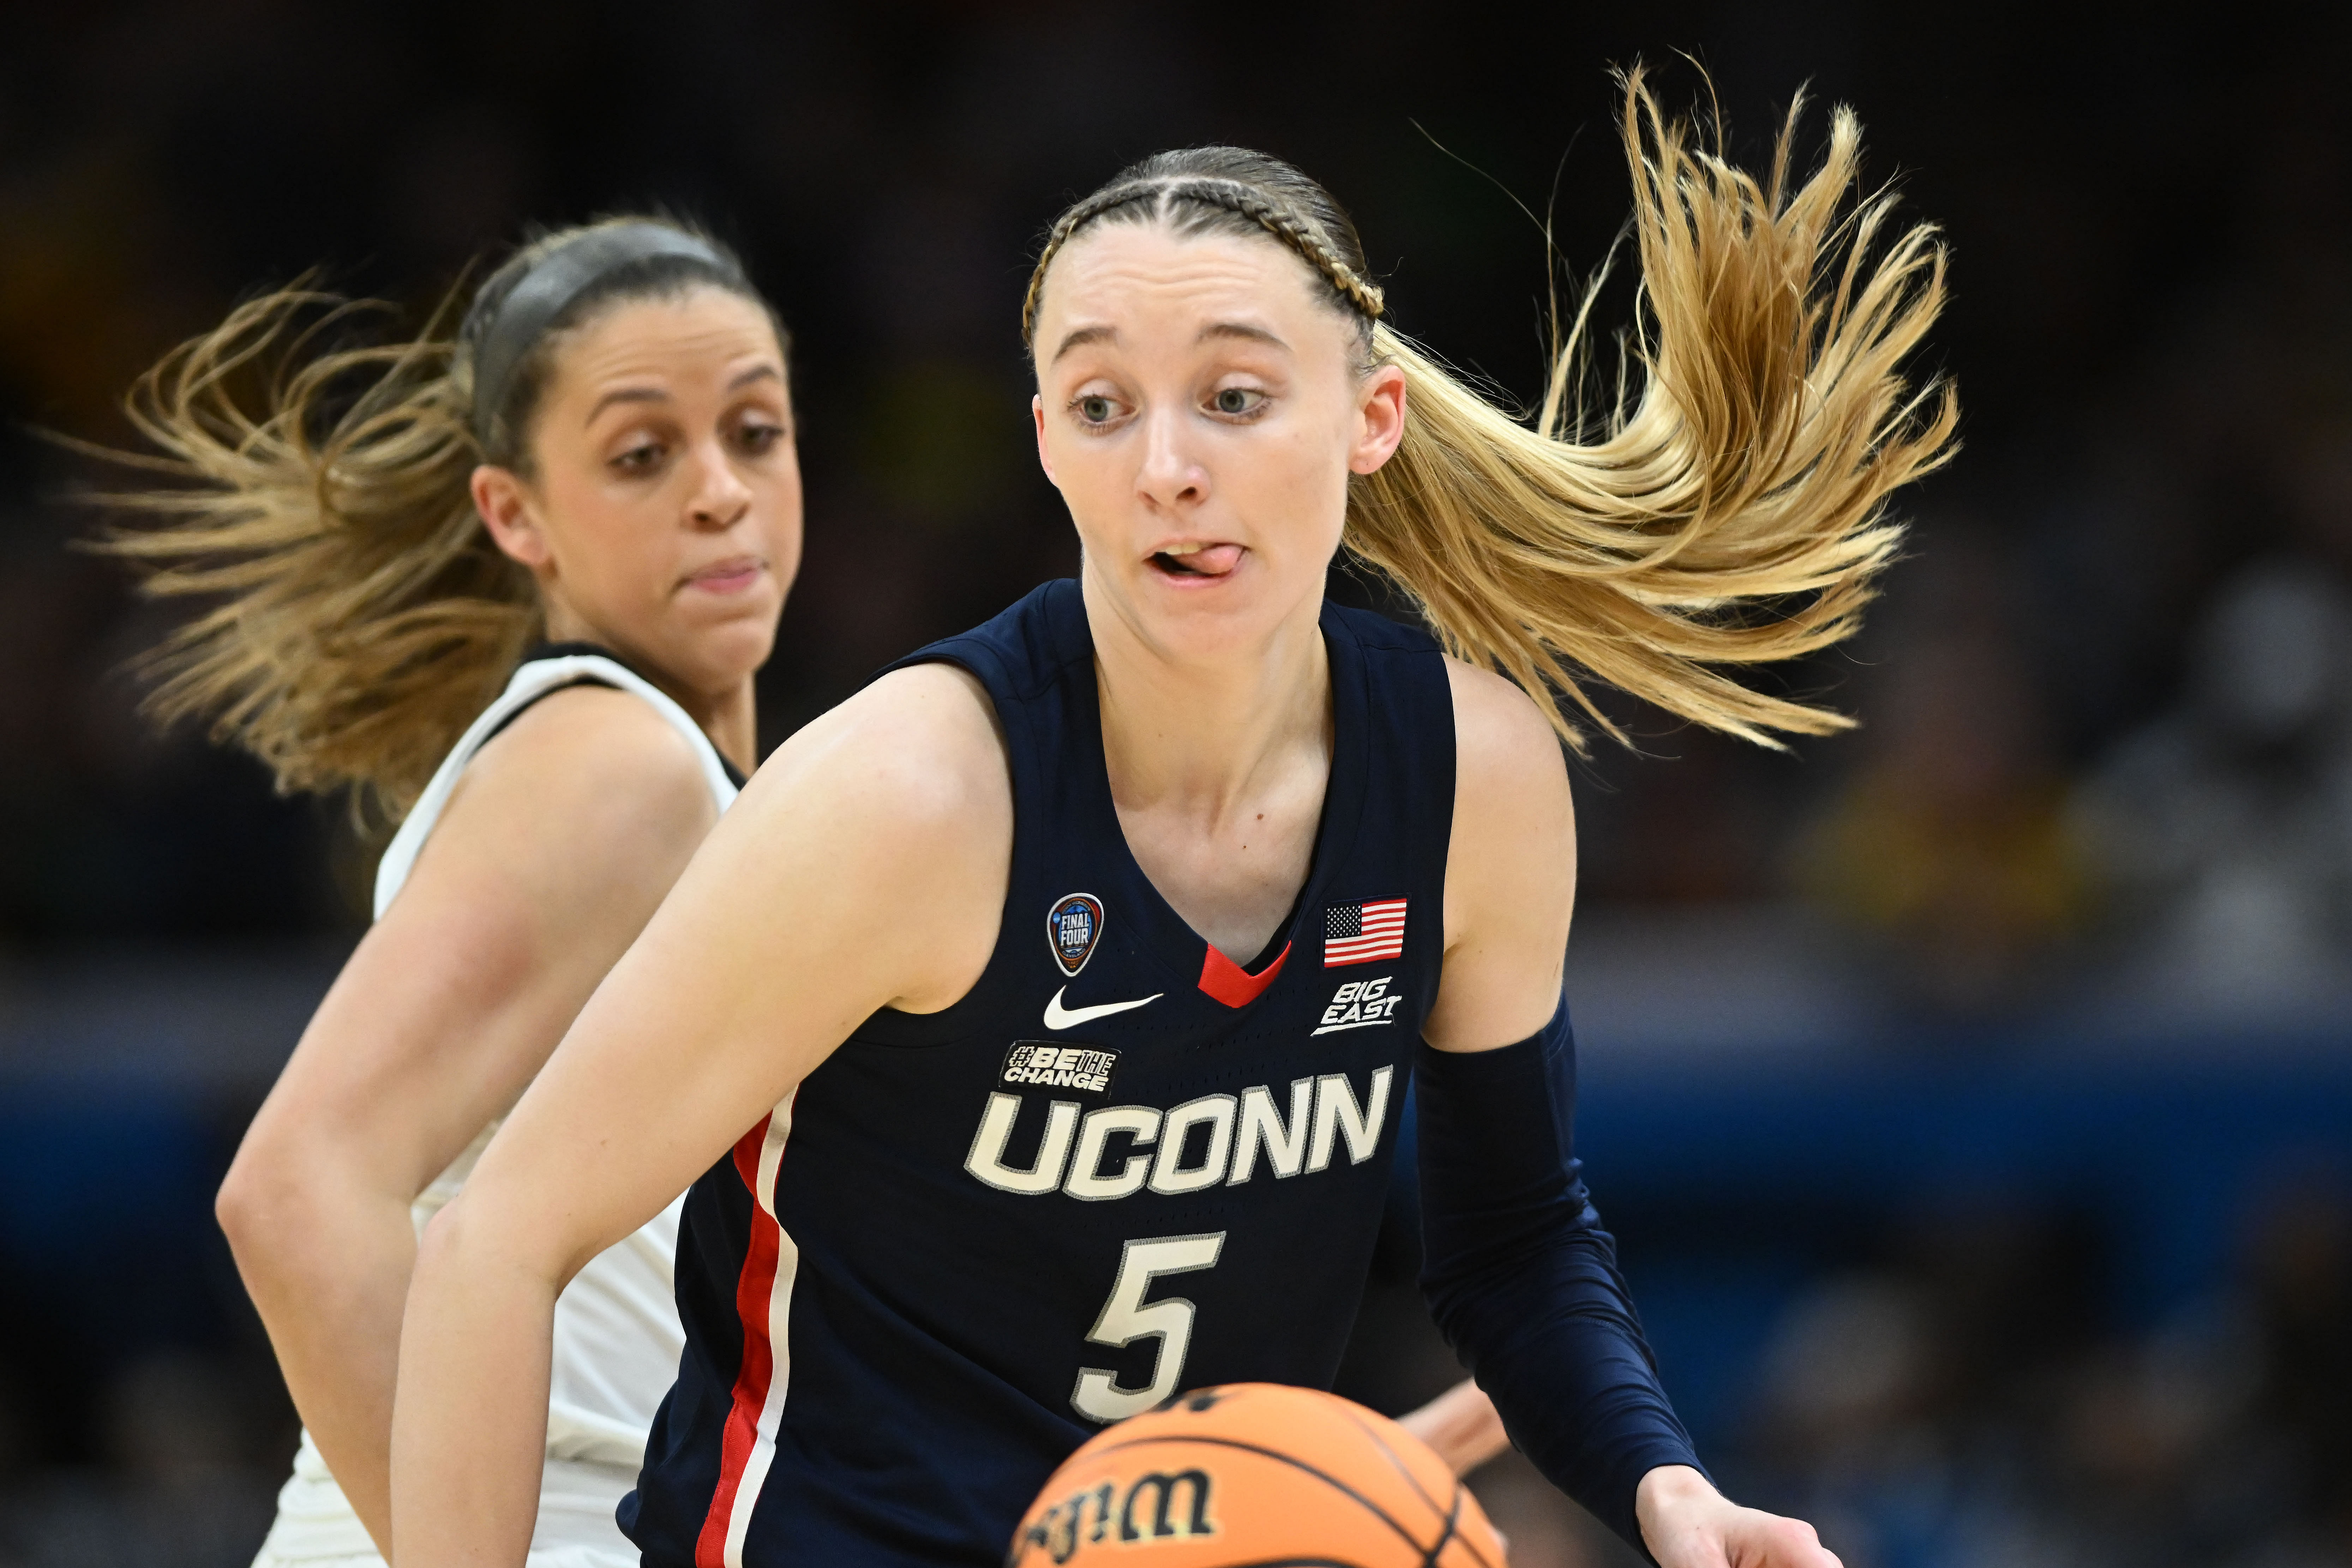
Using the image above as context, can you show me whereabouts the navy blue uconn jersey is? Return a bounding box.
[623,581,1456,1567]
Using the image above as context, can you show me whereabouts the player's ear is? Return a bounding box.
[1032,394,1057,483]
[1349,364,1406,475]
[474,465,551,567]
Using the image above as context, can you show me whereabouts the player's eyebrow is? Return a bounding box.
[585,364,780,424]
[1198,322,1288,352]
[1052,322,1290,365]
[586,386,668,423]
[1051,325,1117,364]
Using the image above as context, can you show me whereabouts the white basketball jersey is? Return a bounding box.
[253,652,739,1568]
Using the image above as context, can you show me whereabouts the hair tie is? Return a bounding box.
[469,223,730,447]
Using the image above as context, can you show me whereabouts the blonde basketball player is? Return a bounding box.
[390,75,1949,1568]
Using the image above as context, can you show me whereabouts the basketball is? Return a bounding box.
[1008,1383,1508,1567]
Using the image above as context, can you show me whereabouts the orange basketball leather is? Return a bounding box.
[1008,1383,1508,1567]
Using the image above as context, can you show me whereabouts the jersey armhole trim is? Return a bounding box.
[373,652,740,919]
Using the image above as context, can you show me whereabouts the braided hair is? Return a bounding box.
[1022,155,1386,347]
[1020,79,1957,753]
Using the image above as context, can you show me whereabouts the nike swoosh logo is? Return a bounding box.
[1043,986,1163,1030]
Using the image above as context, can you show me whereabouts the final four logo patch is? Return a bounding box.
[1048,893,1105,977]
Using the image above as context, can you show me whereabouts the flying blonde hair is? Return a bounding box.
[1026,69,1957,749]
[89,217,772,821]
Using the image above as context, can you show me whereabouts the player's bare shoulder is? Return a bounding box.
[378,683,726,1002]
[1437,657,1576,958]
[1442,657,1573,831]
[446,684,719,859]
[715,661,1011,1013]
[738,661,1008,841]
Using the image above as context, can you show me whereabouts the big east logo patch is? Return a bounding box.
[1311,975,1403,1036]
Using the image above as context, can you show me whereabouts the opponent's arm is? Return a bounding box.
[1394,1378,1510,1477]
[212,689,720,1552]
[1423,662,1838,1568]
[390,664,1010,1568]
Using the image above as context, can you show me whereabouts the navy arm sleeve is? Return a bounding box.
[1414,995,1702,1556]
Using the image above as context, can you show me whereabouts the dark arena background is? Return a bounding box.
[3,4,2350,1566]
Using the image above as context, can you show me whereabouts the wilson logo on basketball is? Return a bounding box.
[1014,1469,1215,1562]
[1013,1382,1508,1566]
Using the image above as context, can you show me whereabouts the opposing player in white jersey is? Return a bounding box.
[99,218,799,1567]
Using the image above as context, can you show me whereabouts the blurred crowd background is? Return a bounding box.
[2,2,2349,1566]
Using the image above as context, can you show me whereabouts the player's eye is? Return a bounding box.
[735,418,785,455]
[1210,387,1266,418]
[612,441,666,475]
[1074,395,1119,426]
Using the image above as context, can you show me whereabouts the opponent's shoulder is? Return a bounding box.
[732,660,1008,847]
[465,682,714,821]
[1443,658,1571,813]
[419,684,719,900]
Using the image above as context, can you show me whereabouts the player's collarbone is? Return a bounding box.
[962,1065,1394,1201]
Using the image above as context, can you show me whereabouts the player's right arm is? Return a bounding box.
[213,687,722,1552]
[389,663,1010,1568]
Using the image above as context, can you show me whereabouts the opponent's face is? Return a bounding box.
[1031,225,1405,661]
[473,287,799,699]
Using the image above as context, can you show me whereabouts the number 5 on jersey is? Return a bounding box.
[1072,1232,1227,1423]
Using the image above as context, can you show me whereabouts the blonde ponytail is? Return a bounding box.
[1345,74,1956,749]
[1030,71,1956,750]
[95,286,530,821]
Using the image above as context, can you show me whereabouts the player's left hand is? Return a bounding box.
[1636,1465,1841,1568]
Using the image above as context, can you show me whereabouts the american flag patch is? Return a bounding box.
[1324,898,1407,966]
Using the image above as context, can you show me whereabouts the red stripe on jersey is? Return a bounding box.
[1199,941,1290,1008]
[695,1115,783,1568]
